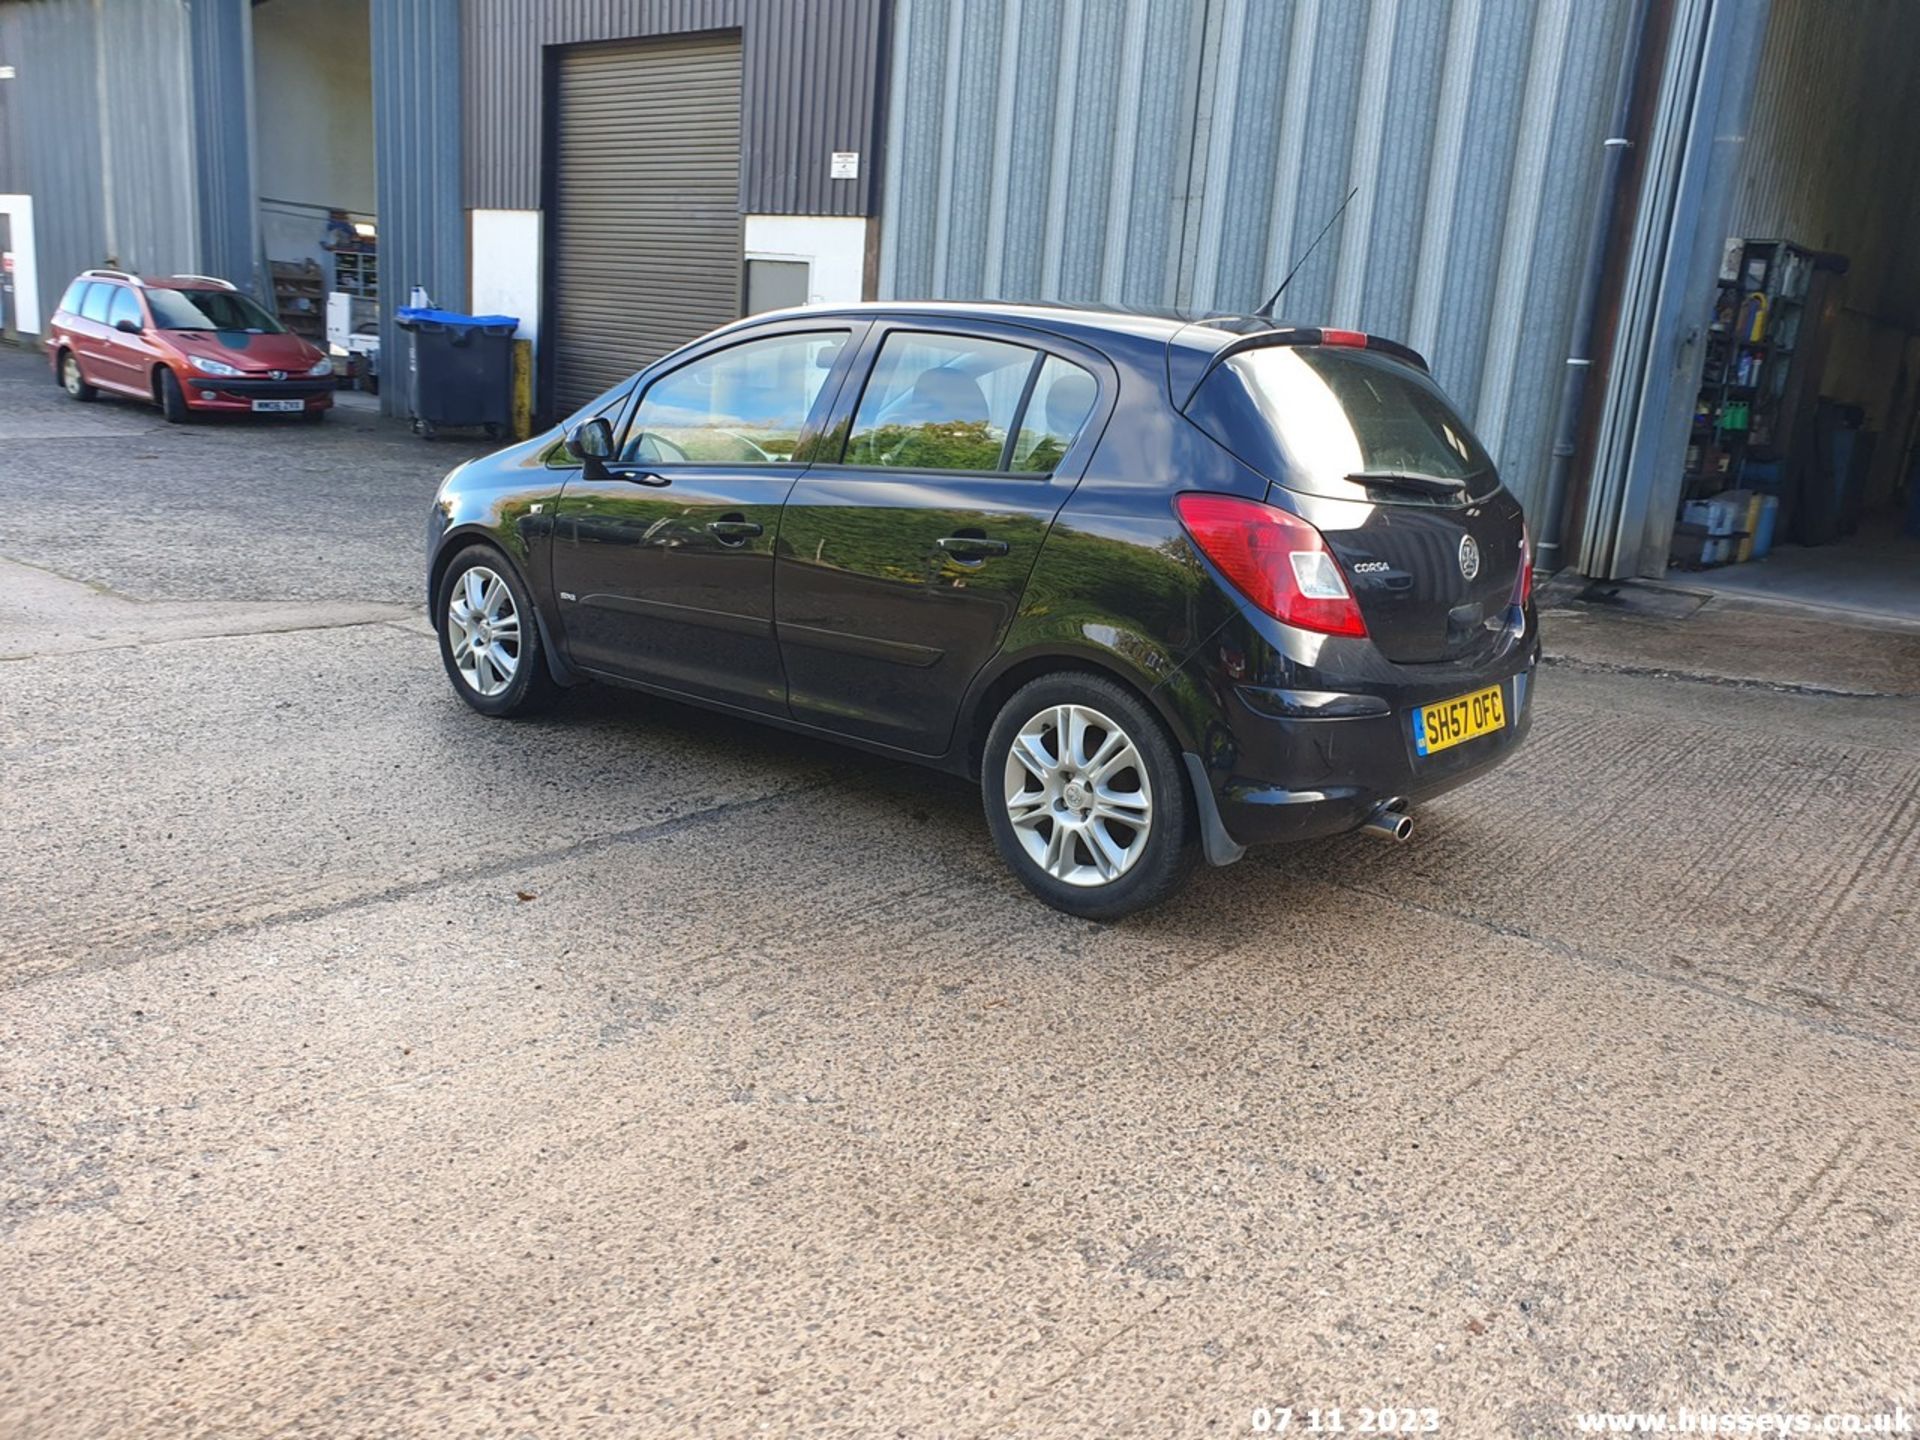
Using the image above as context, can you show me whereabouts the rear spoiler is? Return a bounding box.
[1173,326,1431,411]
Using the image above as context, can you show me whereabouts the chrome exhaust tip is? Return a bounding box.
[1360,800,1413,843]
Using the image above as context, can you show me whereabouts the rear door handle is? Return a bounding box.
[936,535,1009,558]
[707,518,764,543]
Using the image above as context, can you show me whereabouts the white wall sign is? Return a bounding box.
[0,193,40,334]
[830,151,860,180]
[743,215,868,305]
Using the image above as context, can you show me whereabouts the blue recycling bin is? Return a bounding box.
[395,307,518,438]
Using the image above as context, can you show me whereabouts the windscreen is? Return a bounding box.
[147,289,285,334]
[1189,344,1498,503]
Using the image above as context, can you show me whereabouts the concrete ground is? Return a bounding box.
[1680,515,1920,627]
[2,342,1917,1438]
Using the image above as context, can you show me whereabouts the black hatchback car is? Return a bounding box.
[427,303,1537,918]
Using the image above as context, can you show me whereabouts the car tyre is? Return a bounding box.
[158,368,192,424]
[981,673,1197,920]
[60,351,97,402]
[302,406,327,424]
[435,545,558,718]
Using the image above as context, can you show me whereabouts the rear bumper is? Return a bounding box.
[1169,625,1540,855]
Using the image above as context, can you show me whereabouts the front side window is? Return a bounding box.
[107,287,144,331]
[621,330,847,465]
[146,288,285,334]
[844,333,1039,473]
[78,284,113,324]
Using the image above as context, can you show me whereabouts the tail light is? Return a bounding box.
[1515,520,1534,608]
[1174,493,1368,638]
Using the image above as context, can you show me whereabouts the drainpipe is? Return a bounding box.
[1535,0,1657,572]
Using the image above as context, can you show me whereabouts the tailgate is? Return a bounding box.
[1315,489,1524,664]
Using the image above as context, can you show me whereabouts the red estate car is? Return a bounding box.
[48,269,333,423]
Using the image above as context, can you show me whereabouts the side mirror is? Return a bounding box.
[114,317,142,335]
[564,417,614,477]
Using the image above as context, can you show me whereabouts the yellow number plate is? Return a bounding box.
[1413,683,1506,757]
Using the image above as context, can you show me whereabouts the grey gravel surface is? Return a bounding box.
[0,352,487,603]
[2,343,1917,1437]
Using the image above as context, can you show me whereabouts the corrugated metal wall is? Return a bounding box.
[0,0,258,326]
[0,0,111,325]
[98,0,199,276]
[1577,0,1773,580]
[0,8,22,194]
[460,0,888,217]
[188,0,260,296]
[1728,0,1920,329]
[1723,0,1920,509]
[372,0,464,412]
[878,0,1638,517]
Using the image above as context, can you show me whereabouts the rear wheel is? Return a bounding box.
[157,368,191,424]
[435,546,557,718]
[60,351,97,402]
[981,673,1197,919]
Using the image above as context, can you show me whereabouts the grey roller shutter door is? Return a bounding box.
[550,34,743,413]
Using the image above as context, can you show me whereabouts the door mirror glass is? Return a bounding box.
[565,416,614,462]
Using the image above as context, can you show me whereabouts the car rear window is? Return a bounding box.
[1185,344,1498,504]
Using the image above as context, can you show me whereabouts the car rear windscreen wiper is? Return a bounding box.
[1347,469,1472,498]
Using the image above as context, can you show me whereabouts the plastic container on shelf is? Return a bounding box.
[1752,494,1780,558]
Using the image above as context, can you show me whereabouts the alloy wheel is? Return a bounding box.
[446,565,521,698]
[1002,702,1153,887]
[63,356,82,396]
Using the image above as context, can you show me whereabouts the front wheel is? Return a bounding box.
[435,546,557,718]
[158,368,192,424]
[981,673,1197,919]
[61,352,97,402]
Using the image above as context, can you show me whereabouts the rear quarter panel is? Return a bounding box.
[967,365,1263,761]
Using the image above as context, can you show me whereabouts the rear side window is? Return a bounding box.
[1010,356,1099,472]
[58,279,89,316]
[78,284,114,324]
[846,333,1030,473]
[1189,345,1496,503]
[107,287,143,330]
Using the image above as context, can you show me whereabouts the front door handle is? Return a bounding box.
[606,465,671,487]
[936,535,1009,559]
[707,517,763,544]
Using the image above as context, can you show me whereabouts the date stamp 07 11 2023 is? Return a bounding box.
[1250,1406,1442,1434]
